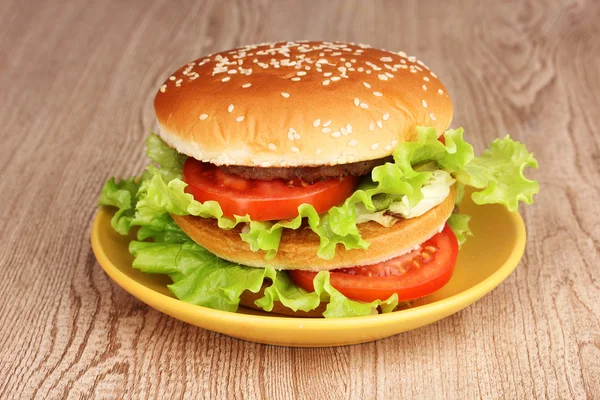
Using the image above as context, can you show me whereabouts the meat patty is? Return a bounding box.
[220,156,393,182]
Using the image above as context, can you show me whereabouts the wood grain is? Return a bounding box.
[0,0,599,398]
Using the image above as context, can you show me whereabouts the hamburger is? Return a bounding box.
[99,41,538,318]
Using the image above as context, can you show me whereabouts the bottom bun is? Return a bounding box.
[172,185,455,271]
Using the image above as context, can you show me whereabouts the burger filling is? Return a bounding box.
[99,127,538,317]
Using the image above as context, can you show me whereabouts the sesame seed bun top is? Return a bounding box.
[154,41,453,167]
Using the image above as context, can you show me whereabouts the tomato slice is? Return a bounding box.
[289,224,459,302]
[182,158,359,221]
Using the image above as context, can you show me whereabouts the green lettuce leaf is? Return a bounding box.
[98,177,140,234]
[98,132,188,235]
[255,271,322,312]
[387,170,455,218]
[135,212,193,244]
[130,240,268,312]
[312,272,398,318]
[354,170,454,226]
[455,135,539,212]
[143,134,187,182]
[447,213,472,246]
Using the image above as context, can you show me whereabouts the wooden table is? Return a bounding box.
[1,0,598,398]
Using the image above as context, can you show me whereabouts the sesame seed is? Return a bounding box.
[363,82,371,88]
[321,127,332,134]
[294,133,301,140]
[268,143,277,150]
[228,104,234,113]
[422,99,428,108]
[313,119,321,127]
[369,122,375,131]
[291,147,300,153]
[373,91,383,97]
[378,74,388,81]
[371,143,379,150]
[228,69,237,74]
[438,89,444,95]
[423,76,430,82]
[323,72,333,77]
[323,80,330,86]
[366,70,372,74]
[281,92,290,98]
[331,76,341,81]
[288,131,295,141]
[323,120,331,127]
[382,113,390,121]
[291,77,301,81]
[354,98,360,107]
[360,102,369,109]
[341,127,348,135]
[349,140,357,147]
[380,56,393,62]
[376,120,383,129]
[289,127,296,133]
[159,85,166,93]
[242,83,252,88]
[297,71,307,76]
[169,76,176,81]
[431,72,438,78]
[429,113,437,121]
[346,124,352,133]
[222,77,231,82]
[385,72,393,78]
[236,116,245,122]
[199,114,208,120]
[332,131,341,137]
[422,84,427,90]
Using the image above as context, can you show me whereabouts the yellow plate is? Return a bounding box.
[91,194,526,347]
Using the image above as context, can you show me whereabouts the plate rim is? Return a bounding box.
[91,206,526,329]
